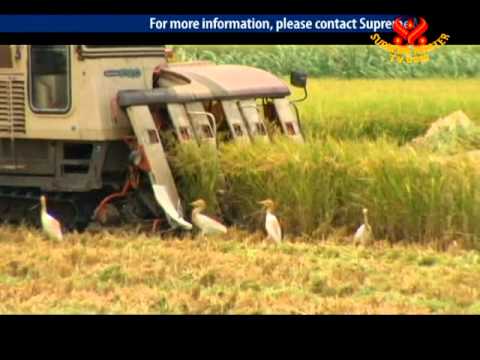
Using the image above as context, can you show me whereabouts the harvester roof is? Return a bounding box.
[118,64,291,107]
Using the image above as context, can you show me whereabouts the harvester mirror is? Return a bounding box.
[290,70,308,88]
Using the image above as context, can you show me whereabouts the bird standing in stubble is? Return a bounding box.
[190,199,227,238]
[258,199,282,245]
[40,195,63,242]
[353,208,373,246]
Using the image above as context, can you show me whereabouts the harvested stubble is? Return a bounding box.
[1,225,480,314]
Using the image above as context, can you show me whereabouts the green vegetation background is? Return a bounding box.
[175,45,480,78]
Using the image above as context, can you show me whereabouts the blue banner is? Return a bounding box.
[0,15,399,33]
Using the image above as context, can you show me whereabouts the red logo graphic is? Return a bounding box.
[371,16,449,64]
[392,17,429,45]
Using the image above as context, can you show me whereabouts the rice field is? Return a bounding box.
[296,78,480,141]
[2,46,480,313]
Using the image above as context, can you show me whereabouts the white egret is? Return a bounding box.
[190,199,227,237]
[40,195,63,242]
[353,208,373,245]
[258,199,282,245]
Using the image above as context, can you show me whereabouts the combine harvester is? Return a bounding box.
[0,45,306,232]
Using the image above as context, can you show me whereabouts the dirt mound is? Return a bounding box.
[412,110,475,144]
[409,111,480,155]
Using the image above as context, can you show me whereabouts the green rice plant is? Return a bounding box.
[171,142,225,217]
[172,137,480,246]
[351,145,480,243]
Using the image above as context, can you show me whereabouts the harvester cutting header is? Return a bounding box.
[0,45,306,231]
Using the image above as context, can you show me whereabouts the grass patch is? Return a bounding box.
[98,265,128,284]
[418,256,438,267]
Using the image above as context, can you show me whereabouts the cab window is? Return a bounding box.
[29,45,71,113]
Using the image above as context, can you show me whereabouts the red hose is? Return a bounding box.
[93,169,139,221]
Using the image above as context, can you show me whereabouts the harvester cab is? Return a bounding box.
[0,45,305,232]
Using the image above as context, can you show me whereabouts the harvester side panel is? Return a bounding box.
[221,100,251,143]
[166,103,196,143]
[273,98,305,142]
[184,102,217,146]
[238,99,270,142]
